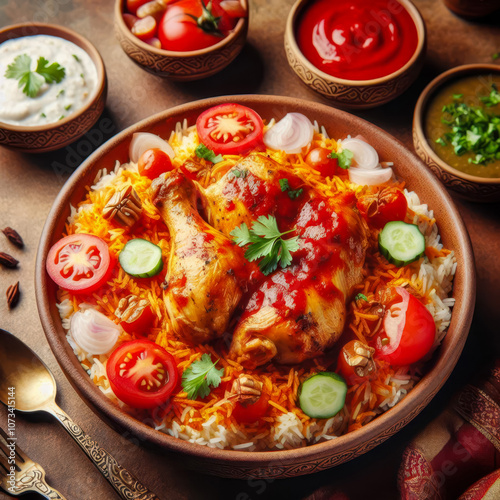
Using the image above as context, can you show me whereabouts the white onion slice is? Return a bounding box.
[129,132,175,163]
[341,137,379,169]
[263,113,314,154]
[71,309,122,355]
[348,166,394,186]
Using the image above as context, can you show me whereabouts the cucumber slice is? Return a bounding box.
[379,221,425,267]
[119,239,163,278]
[298,372,347,419]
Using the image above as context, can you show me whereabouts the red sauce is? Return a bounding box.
[296,0,419,81]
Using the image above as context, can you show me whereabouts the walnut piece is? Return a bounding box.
[115,294,149,323]
[103,185,142,227]
[343,340,376,379]
[229,374,263,406]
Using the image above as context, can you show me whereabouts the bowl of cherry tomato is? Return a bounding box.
[115,0,248,81]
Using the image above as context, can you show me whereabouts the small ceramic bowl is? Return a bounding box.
[0,23,107,154]
[114,0,248,81]
[413,64,500,203]
[443,0,500,19]
[284,0,426,109]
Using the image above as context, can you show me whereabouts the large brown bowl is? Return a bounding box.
[413,64,500,203]
[284,0,426,109]
[35,95,475,479]
[0,23,107,153]
[114,0,248,81]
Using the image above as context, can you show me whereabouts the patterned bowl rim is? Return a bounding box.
[285,0,426,86]
[36,95,475,470]
[413,63,500,186]
[114,0,248,58]
[0,22,107,133]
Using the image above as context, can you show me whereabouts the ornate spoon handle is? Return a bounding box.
[45,403,160,500]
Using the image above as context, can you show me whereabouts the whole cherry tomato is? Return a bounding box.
[138,149,174,179]
[305,147,338,178]
[374,287,435,366]
[158,0,237,52]
[356,188,408,229]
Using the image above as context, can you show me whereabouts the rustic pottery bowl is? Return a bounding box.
[284,0,426,109]
[36,95,475,479]
[413,64,500,203]
[443,0,500,19]
[0,23,107,154]
[114,0,248,81]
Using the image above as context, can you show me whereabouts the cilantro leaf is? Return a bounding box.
[279,178,303,199]
[288,188,303,200]
[328,149,353,169]
[355,293,368,302]
[5,54,65,98]
[279,178,290,192]
[480,84,500,107]
[181,354,224,400]
[231,215,299,275]
[195,144,223,163]
[231,168,247,178]
[35,57,65,83]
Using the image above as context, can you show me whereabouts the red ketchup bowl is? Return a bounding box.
[284,0,426,109]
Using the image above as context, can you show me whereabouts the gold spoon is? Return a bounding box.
[0,329,160,500]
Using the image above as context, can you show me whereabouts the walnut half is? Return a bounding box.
[341,340,377,379]
[115,294,150,323]
[229,374,263,406]
[103,185,142,227]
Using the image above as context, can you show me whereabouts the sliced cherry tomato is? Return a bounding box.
[374,287,435,366]
[107,339,178,409]
[158,0,236,52]
[337,340,377,386]
[196,103,264,155]
[138,148,174,179]
[131,16,157,41]
[356,188,408,229]
[305,147,338,178]
[46,234,114,294]
[126,0,150,15]
[232,391,270,423]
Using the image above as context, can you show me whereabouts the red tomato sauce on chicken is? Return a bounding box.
[296,0,418,81]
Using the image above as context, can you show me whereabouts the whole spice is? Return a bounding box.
[2,227,24,248]
[103,185,142,227]
[6,281,20,309]
[0,252,19,269]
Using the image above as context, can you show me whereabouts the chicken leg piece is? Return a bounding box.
[229,194,368,367]
[152,172,248,345]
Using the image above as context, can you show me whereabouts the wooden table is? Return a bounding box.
[0,1,499,498]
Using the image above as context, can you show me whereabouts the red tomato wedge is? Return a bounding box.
[196,103,264,155]
[375,287,436,366]
[357,188,408,229]
[305,147,338,178]
[107,340,178,409]
[232,392,270,423]
[46,234,114,294]
[138,148,174,179]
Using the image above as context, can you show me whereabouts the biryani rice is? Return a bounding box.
[55,120,456,451]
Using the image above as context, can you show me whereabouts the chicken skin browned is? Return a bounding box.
[198,153,306,237]
[229,192,368,367]
[151,172,249,345]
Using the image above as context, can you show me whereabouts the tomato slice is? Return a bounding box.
[138,148,174,179]
[107,340,178,409]
[375,287,436,366]
[196,104,264,155]
[232,392,270,423]
[357,188,408,229]
[46,234,114,294]
[305,147,338,178]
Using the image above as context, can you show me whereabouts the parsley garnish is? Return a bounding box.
[279,178,303,200]
[231,215,300,275]
[328,149,353,169]
[72,54,80,62]
[355,293,368,302]
[40,112,46,118]
[182,354,224,400]
[231,168,248,178]
[492,52,499,60]
[5,54,65,98]
[57,89,65,97]
[64,104,72,111]
[195,144,223,163]
[438,85,500,166]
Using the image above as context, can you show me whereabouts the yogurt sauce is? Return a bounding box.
[0,35,98,127]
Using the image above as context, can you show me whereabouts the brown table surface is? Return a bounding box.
[1,1,499,499]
